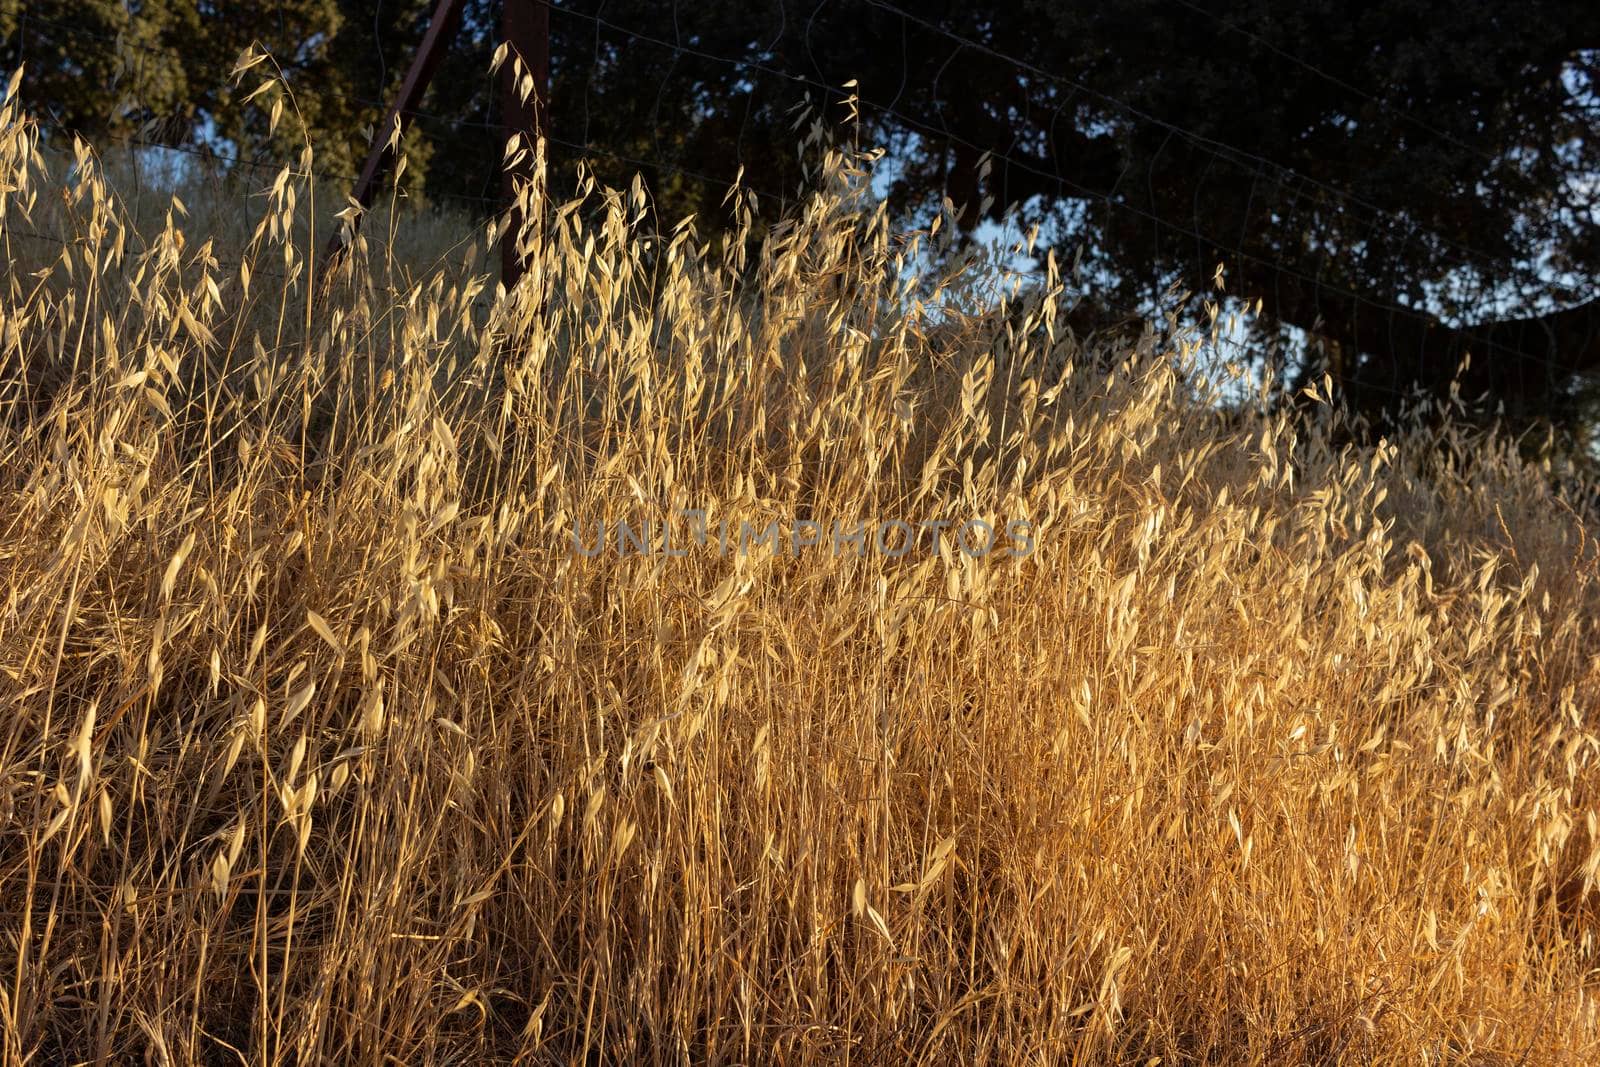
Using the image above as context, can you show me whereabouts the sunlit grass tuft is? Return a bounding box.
[3,81,1600,1064]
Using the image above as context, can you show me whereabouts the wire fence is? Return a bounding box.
[6,0,1593,405]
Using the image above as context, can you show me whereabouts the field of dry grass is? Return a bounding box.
[5,77,1600,1064]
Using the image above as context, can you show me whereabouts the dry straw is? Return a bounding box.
[2,59,1600,1065]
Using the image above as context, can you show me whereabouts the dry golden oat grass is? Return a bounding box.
[2,66,1600,1065]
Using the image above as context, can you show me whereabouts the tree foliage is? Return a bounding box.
[5,0,1598,429]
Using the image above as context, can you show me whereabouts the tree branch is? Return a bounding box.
[1231,256,1600,421]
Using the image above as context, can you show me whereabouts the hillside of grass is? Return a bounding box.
[4,90,1600,1065]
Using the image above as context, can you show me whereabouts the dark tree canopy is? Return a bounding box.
[5,0,1598,430]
